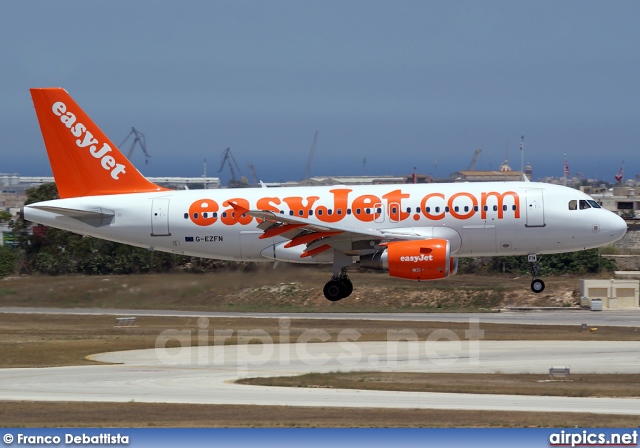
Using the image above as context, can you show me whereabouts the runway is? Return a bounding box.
[1,340,639,414]
[2,306,640,327]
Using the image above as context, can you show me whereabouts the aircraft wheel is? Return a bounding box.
[531,279,545,293]
[323,280,345,301]
[340,278,353,298]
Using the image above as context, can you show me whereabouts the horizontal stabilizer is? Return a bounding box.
[30,205,115,219]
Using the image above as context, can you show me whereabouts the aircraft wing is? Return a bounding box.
[228,202,459,258]
[245,209,383,257]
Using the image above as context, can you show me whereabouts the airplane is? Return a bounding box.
[23,88,628,301]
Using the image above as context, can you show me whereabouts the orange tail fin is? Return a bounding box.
[30,88,168,198]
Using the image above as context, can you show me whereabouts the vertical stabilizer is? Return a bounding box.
[30,88,168,198]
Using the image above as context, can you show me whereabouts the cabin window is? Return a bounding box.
[454,206,459,212]
[184,213,188,219]
[337,209,342,215]
[327,209,333,215]
[317,209,323,216]
[202,213,208,218]
[356,208,361,215]
[474,206,479,212]
[483,206,488,212]
[289,210,294,216]
[493,205,498,212]
[464,206,469,212]
[502,205,507,211]
[365,208,370,214]
[435,207,440,213]
[298,210,303,216]
[193,213,199,219]
[309,210,314,216]
[347,209,352,215]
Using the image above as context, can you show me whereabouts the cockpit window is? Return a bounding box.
[570,199,600,210]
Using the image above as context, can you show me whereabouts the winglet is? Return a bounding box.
[30,88,169,198]
[226,201,250,216]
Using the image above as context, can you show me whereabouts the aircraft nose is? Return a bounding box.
[606,212,627,243]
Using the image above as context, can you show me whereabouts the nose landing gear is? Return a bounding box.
[528,254,545,293]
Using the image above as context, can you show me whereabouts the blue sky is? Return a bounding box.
[1,1,639,184]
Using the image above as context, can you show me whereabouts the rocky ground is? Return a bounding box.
[1,266,585,312]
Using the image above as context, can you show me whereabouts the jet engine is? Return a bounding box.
[359,239,458,280]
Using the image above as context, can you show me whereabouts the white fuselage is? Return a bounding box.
[24,181,627,263]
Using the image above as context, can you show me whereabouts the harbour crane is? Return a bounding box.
[218,147,248,188]
[118,127,150,165]
[302,131,318,180]
[246,163,259,184]
[468,148,482,171]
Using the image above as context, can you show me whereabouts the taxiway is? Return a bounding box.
[0,340,639,414]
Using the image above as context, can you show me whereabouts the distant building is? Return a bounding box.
[450,160,531,182]
[0,189,27,210]
[0,173,20,187]
[405,173,433,184]
[0,173,220,189]
[245,173,434,188]
[524,162,533,179]
[583,185,640,219]
[297,175,409,187]
[0,174,221,214]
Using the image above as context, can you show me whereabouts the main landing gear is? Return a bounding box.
[323,251,354,301]
[528,254,545,293]
[323,270,353,302]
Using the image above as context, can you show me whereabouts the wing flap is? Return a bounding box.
[246,210,385,239]
[236,203,461,259]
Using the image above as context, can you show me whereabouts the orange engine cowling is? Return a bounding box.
[359,239,458,281]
